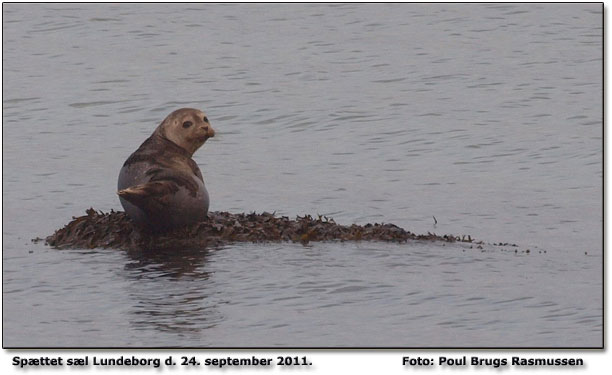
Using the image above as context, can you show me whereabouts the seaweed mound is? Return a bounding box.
[45,208,475,250]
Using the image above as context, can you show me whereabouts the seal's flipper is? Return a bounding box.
[117,180,180,214]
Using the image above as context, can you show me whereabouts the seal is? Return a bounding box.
[117,108,215,231]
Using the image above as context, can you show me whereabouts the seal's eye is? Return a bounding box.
[182,121,193,128]
[203,117,209,123]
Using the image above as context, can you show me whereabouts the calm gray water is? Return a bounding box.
[2,3,602,347]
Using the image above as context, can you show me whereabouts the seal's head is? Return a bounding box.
[155,108,215,155]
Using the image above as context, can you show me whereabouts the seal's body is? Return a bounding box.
[117,108,215,231]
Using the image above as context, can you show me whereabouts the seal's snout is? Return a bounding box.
[203,125,215,138]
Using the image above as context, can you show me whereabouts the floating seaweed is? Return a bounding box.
[45,208,479,250]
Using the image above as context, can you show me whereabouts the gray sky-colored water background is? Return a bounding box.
[2,3,602,347]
